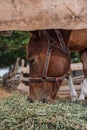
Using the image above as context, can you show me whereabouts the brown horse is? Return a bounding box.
[27,29,71,103]
[67,29,87,101]
[27,29,87,103]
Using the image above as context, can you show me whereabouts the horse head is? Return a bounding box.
[27,29,71,103]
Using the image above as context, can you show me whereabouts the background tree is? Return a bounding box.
[0,31,30,67]
[0,31,80,68]
[70,52,80,63]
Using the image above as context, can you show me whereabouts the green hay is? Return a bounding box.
[0,94,87,130]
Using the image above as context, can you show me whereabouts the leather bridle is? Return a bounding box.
[29,29,69,85]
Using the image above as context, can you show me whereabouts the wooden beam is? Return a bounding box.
[0,0,87,31]
[71,63,82,71]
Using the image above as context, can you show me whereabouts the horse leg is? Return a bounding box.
[66,69,78,101]
[79,49,87,100]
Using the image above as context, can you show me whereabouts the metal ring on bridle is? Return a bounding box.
[48,38,55,45]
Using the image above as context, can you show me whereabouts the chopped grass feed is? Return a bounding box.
[0,94,87,130]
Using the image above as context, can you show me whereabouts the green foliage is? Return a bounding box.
[0,94,87,130]
[0,31,80,67]
[0,31,30,67]
[70,52,80,63]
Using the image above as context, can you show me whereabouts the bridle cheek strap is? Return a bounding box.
[42,39,53,79]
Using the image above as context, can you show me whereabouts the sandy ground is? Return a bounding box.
[0,87,12,99]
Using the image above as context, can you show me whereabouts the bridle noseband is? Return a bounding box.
[29,29,69,86]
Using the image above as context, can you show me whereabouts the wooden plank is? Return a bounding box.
[59,85,81,92]
[71,63,82,71]
[0,0,87,31]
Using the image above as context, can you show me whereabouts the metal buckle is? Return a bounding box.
[48,38,55,44]
[48,38,55,49]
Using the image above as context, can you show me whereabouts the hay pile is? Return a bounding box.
[0,94,87,130]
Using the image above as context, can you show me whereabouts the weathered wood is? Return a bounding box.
[71,62,82,71]
[3,58,21,89]
[0,0,87,31]
[13,57,20,73]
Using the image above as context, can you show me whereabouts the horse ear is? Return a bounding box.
[30,31,40,39]
[26,35,33,60]
[38,31,42,37]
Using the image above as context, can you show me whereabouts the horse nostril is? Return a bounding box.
[41,98,46,103]
[26,96,33,103]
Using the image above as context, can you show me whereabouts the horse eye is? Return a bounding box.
[29,57,35,64]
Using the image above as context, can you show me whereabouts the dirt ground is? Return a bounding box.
[0,87,12,99]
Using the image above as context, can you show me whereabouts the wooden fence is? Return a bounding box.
[70,62,83,83]
[2,58,83,92]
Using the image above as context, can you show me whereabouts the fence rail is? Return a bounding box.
[2,60,83,90]
[71,62,82,71]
